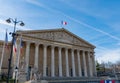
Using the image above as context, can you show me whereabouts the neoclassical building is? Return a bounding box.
[0,28,96,79]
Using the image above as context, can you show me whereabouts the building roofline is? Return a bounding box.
[17,28,96,48]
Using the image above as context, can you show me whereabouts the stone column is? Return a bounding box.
[43,45,47,77]
[88,52,93,77]
[58,47,62,77]
[25,41,30,73]
[71,49,76,77]
[77,50,82,77]
[65,48,69,77]
[92,52,97,76]
[82,51,87,77]
[51,46,55,77]
[34,43,39,69]
[16,39,21,69]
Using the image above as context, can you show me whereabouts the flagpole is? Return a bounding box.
[0,29,7,74]
[13,36,21,82]
[16,39,20,70]
[61,21,67,28]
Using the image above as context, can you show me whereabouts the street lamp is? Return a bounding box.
[6,18,24,83]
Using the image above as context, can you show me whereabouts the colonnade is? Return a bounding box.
[24,41,95,77]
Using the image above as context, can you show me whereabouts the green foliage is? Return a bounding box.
[96,60,100,71]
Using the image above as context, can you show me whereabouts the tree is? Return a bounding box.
[96,60,100,71]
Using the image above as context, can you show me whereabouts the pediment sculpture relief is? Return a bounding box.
[24,31,90,47]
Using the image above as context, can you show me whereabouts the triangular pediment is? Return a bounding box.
[17,28,95,48]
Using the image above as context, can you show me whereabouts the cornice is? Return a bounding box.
[16,28,95,48]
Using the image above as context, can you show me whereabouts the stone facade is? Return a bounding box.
[0,28,96,79]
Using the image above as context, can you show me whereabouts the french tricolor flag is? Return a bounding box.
[13,38,17,54]
[105,80,115,83]
[61,21,67,25]
[20,37,23,53]
[100,80,115,83]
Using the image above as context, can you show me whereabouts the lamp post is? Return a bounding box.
[6,18,24,83]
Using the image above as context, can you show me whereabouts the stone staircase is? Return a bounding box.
[17,74,120,83]
[17,68,115,83]
[17,68,48,83]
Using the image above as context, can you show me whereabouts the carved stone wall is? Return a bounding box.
[23,31,92,47]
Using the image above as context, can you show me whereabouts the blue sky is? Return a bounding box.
[0,0,120,63]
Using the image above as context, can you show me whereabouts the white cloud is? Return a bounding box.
[96,48,120,63]
[0,19,11,26]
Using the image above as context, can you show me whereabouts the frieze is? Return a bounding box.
[21,30,93,47]
[26,32,54,40]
